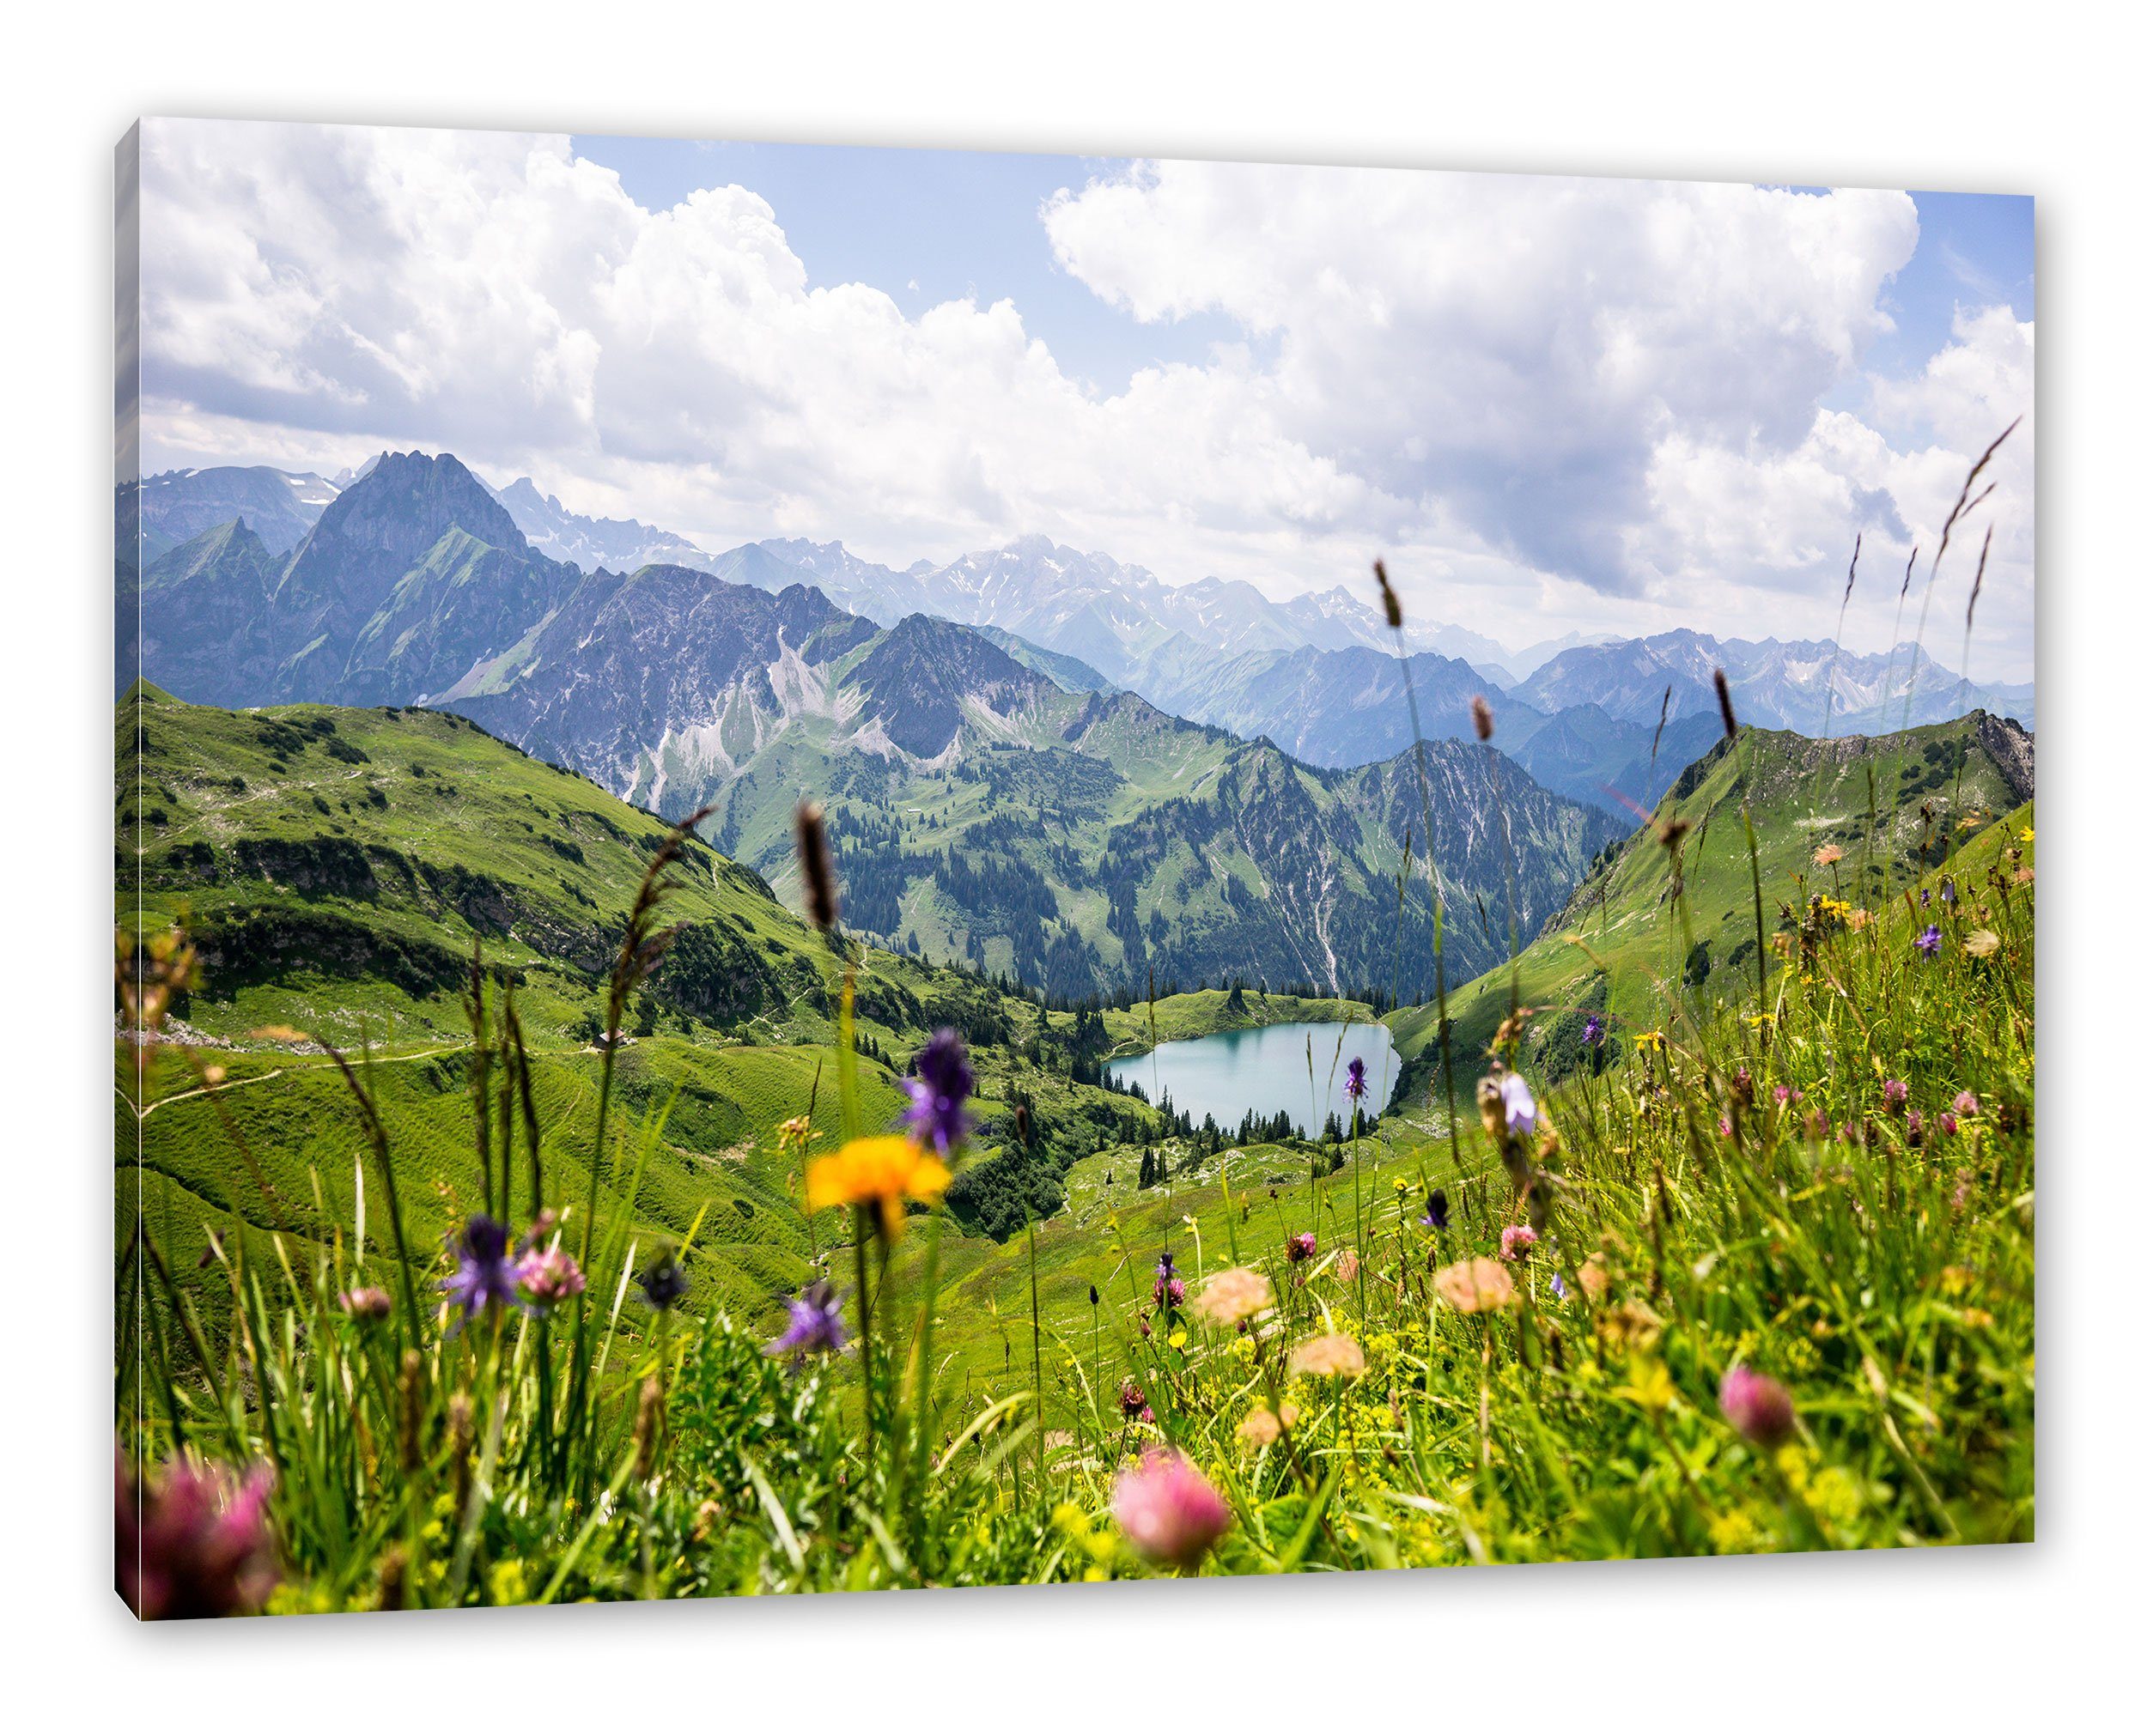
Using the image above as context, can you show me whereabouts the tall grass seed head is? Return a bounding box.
[1373,559,1402,628]
[794,798,840,932]
[1712,667,1738,738]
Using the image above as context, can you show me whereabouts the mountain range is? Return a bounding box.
[124,455,2031,816]
[120,449,2030,996]
[125,452,1624,999]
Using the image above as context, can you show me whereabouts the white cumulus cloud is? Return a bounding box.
[133,121,2034,677]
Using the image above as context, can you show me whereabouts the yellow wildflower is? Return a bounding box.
[2020,827,2034,844]
[806,1134,949,1241]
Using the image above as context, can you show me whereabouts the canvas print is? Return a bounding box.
[115,119,2034,1617]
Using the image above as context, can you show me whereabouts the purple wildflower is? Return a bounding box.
[1551,1271,1568,1301]
[1498,1071,1538,1136]
[1953,1090,1980,1118]
[1906,1109,1925,1148]
[1916,925,1943,958]
[1286,1231,1317,1265]
[117,1448,278,1619]
[1420,1187,1450,1231]
[1344,1057,1367,1102]
[1153,1253,1185,1311]
[1938,1111,1959,1138]
[1882,1079,1910,1115]
[1119,1377,1147,1419]
[903,1028,975,1156]
[638,1250,690,1312]
[441,1214,523,1326]
[1499,1224,1537,1261]
[765,1278,848,1362]
[1718,1366,1797,1449]
[1581,1013,1605,1048]
[1919,888,1932,908]
[1940,877,1957,904]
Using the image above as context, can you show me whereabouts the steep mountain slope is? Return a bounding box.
[1387,709,2036,1097]
[135,519,287,704]
[133,451,584,710]
[848,615,1063,756]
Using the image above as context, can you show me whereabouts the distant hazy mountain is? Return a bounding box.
[487,476,717,574]
[131,464,342,561]
[971,626,1117,695]
[1516,628,2033,736]
[1136,643,1507,766]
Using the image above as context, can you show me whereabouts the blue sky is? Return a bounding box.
[571,136,1251,393]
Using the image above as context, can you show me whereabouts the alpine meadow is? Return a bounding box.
[116,122,2035,1616]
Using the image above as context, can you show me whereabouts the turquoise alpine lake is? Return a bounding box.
[1104,1020,1399,1136]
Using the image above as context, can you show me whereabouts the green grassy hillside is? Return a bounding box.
[1388,710,2034,1100]
[118,689,1391,1350]
[119,681,2037,1607]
